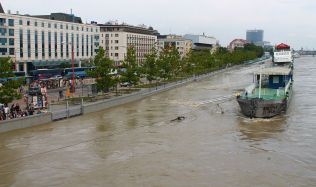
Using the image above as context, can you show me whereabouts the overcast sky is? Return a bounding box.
[2,0,316,49]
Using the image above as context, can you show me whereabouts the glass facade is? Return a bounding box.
[76,34,79,57]
[35,31,38,58]
[27,30,31,58]
[48,32,51,57]
[82,34,84,56]
[54,32,57,57]
[60,33,63,57]
[41,31,45,57]
[86,35,89,56]
[66,33,69,57]
[19,29,23,57]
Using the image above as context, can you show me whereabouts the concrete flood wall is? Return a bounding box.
[0,113,52,133]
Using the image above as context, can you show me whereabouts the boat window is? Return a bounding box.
[273,76,279,83]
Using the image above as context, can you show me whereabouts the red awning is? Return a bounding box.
[276,43,290,49]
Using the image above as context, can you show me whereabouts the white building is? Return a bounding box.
[0,6,100,73]
[157,35,192,59]
[228,39,249,51]
[183,34,217,50]
[99,23,157,66]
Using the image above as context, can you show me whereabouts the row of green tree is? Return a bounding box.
[0,44,263,104]
[89,43,264,92]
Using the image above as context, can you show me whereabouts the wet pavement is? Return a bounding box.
[0,57,315,187]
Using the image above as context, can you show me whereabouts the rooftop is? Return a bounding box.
[255,66,292,76]
[0,2,4,14]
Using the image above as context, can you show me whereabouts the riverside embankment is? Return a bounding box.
[0,58,270,133]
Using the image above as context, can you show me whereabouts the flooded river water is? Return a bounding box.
[0,57,315,187]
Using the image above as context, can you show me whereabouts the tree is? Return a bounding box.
[120,46,140,85]
[88,47,117,92]
[0,57,22,104]
[157,46,181,80]
[142,47,158,83]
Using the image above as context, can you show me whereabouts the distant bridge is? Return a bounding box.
[297,50,316,56]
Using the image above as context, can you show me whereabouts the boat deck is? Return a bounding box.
[241,87,286,100]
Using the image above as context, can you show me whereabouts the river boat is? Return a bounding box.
[273,43,293,64]
[237,65,293,118]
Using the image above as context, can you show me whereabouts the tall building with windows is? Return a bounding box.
[98,23,157,66]
[157,35,192,59]
[0,5,100,73]
[246,29,264,44]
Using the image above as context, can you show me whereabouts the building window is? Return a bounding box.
[9,29,14,36]
[9,38,14,45]
[48,32,52,57]
[48,23,51,28]
[34,21,38,27]
[66,25,68,30]
[8,19,14,26]
[0,48,7,55]
[60,24,63,29]
[115,53,118,57]
[54,24,57,29]
[60,33,63,57]
[86,35,89,56]
[115,46,119,50]
[82,34,84,56]
[27,30,31,58]
[42,31,45,57]
[115,34,119,37]
[91,35,93,56]
[19,20,23,25]
[0,38,7,45]
[76,34,79,57]
[0,28,6,36]
[0,18,6,26]
[66,33,69,57]
[42,22,45,27]
[35,31,38,58]
[54,32,58,57]
[9,48,14,55]
[71,25,74,30]
[19,29,23,57]
[27,21,30,26]
[115,40,119,44]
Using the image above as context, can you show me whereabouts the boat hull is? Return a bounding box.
[237,97,287,118]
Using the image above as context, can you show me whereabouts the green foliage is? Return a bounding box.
[0,57,22,104]
[59,62,71,68]
[157,46,181,80]
[120,46,140,85]
[243,43,264,57]
[142,47,158,83]
[88,47,117,92]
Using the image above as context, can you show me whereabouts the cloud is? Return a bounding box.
[1,0,316,49]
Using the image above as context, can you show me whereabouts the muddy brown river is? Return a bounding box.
[0,57,315,187]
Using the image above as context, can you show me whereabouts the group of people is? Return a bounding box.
[0,103,41,121]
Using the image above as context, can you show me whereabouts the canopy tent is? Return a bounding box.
[276,43,290,50]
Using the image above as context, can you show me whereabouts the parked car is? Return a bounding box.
[120,82,131,87]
